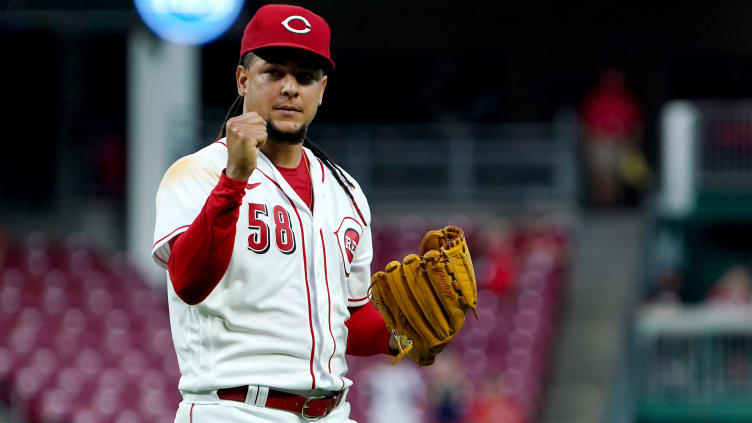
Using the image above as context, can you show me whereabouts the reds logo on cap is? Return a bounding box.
[281,15,311,34]
[239,4,335,69]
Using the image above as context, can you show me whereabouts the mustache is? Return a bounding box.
[265,119,307,145]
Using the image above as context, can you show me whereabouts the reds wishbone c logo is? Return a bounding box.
[281,15,311,34]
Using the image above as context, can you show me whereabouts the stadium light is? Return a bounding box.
[134,0,245,45]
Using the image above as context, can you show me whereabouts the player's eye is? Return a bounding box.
[265,68,283,77]
[296,72,315,84]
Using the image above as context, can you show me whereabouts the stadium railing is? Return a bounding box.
[634,306,752,423]
[193,110,580,212]
[619,100,752,423]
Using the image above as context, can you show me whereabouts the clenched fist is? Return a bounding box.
[225,112,268,181]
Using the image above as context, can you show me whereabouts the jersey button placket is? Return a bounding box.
[313,222,324,287]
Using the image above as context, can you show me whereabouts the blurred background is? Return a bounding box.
[2,0,752,422]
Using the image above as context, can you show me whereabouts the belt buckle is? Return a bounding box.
[301,395,327,421]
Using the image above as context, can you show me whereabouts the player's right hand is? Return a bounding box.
[225,112,268,181]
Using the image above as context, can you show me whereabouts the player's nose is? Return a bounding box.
[280,74,299,97]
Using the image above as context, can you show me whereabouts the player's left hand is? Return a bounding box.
[370,226,478,366]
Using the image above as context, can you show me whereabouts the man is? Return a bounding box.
[580,68,648,207]
[152,5,397,422]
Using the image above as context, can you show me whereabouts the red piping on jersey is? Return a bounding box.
[317,158,325,183]
[350,199,367,228]
[313,155,366,227]
[190,403,194,422]
[349,295,369,302]
[258,168,317,389]
[153,225,191,248]
[320,229,337,375]
[214,140,227,147]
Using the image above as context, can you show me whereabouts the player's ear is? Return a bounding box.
[318,75,327,106]
[236,65,248,96]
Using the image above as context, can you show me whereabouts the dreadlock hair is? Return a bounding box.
[217,95,244,140]
[217,50,367,226]
[217,51,256,140]
[303,136,367,225]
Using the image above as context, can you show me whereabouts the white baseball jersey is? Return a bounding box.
[152,140,372,395]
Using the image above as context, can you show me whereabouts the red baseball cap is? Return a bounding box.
[240,4,335,70]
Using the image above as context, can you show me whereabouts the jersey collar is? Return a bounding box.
[255,148,319,217]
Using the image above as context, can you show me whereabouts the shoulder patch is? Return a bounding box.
[334,217,363,278]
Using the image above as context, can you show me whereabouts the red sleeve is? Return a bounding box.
[345,302,392,356]
[168,170,247,305]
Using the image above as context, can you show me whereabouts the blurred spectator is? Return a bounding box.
[466,374,525,423]
[515,217,567,270]
[580,68,650,207]
[645,267,682,305]
[706,265,752,305]
[478,220,517,297]
[425,350,468,423]
[363,362,426,423]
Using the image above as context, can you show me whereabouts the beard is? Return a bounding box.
[266,119,308,145]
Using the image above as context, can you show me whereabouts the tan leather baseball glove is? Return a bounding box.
[370,226,478,366]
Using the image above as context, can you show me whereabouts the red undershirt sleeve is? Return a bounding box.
[345,302,393,356]
[168,170,247,305]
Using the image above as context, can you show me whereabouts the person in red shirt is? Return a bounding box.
[580,69,650,207]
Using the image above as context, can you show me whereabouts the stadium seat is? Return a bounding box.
[346,220,567,423]
[0,221,566,423]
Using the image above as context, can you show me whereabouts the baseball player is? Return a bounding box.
[151,5,399,422]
